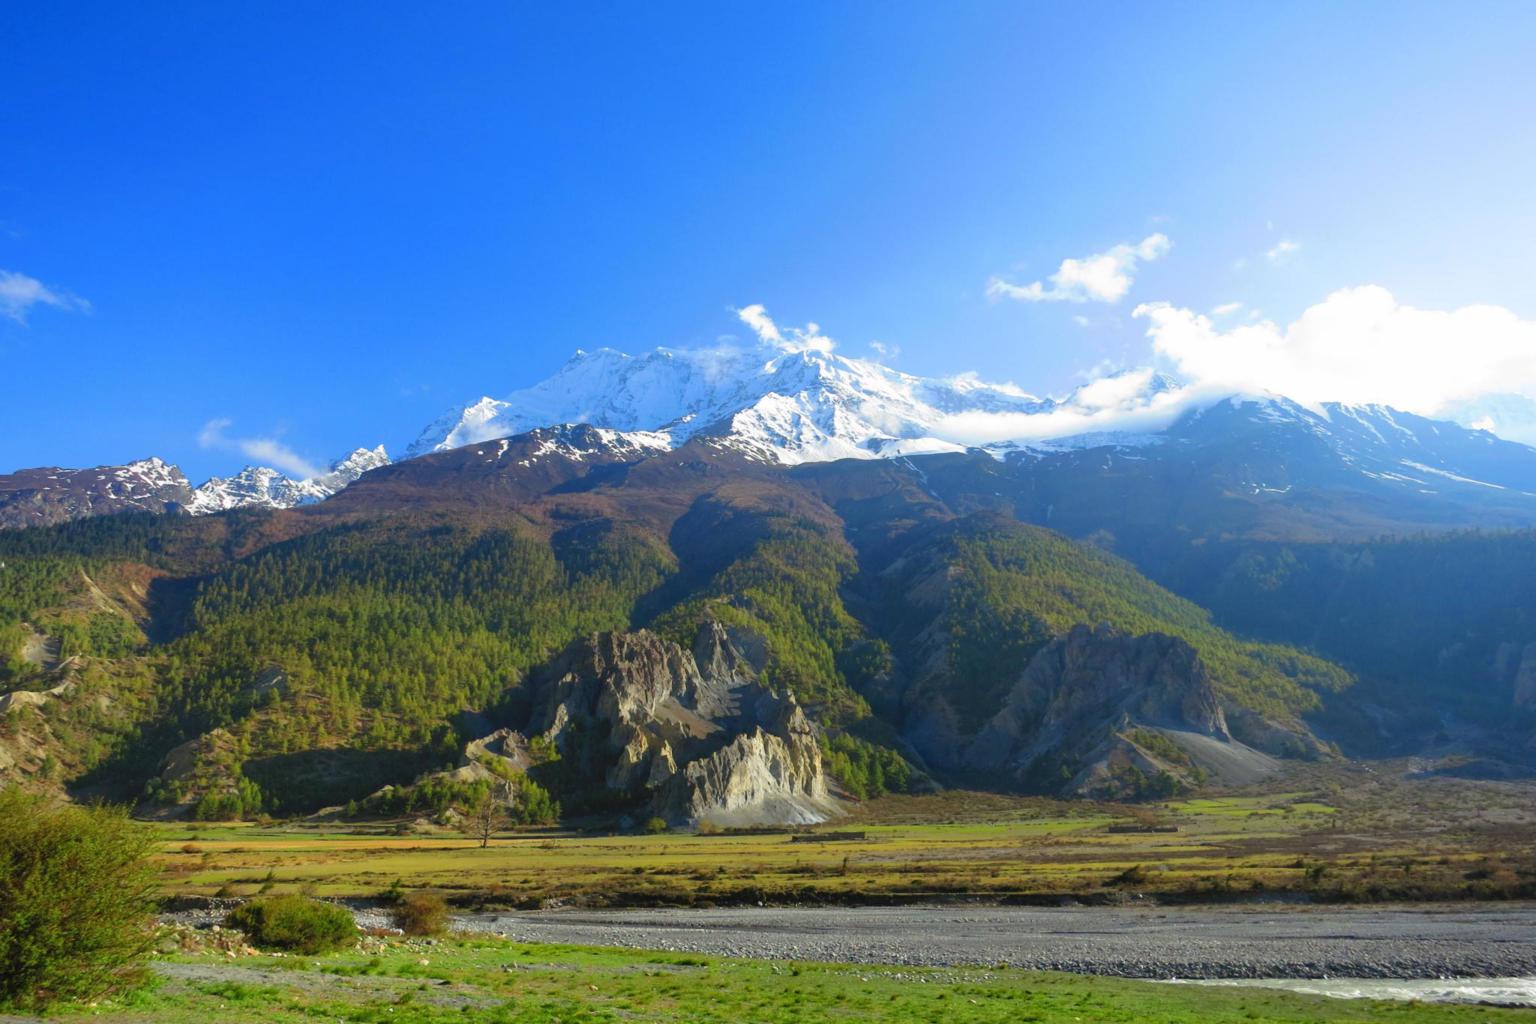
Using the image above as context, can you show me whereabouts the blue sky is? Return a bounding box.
[4,2,1536,478]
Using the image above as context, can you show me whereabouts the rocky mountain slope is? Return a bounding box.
[2,357,1535,821]
[964,625,1282,798]
[0,458,194,529]
[510,623,837,825]
[8,317,1536,536]
[0,446,390,527]
[0,424,1417,820]
[11,345,1535,542]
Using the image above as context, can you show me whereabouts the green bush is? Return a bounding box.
[643,816,669,834]
[821,734,914,800]
[0,788,158,1011]
[514,776,561,825]
[392,893,450,936]
[225,895,356,954]
[191,774,267,821]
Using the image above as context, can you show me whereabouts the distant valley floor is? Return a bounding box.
[153,770,1536,909]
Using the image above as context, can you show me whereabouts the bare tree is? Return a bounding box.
[460,786,511,848]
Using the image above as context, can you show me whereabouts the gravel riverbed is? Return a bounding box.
[439,903,1536,981]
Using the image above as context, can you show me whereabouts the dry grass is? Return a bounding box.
[151,764,1536,907]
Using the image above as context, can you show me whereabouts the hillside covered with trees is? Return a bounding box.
[0,440,1530,819]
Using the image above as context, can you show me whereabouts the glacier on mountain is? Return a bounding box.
[405,336,1191,464]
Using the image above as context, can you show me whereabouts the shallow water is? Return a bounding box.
[1164,976,1536,1007]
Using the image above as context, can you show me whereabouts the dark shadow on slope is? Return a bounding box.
[144,573,202,644]
[243,748,444,816]
[629,497,778,627]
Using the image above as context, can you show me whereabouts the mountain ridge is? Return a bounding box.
[5,328,1535,530]
[0,446,391,529]
[2,402,1533,821]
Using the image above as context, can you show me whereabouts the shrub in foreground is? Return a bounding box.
[0,788,158,1011]
[393,893,450,936]
[226,895,356,954]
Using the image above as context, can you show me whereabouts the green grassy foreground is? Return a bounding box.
[57,936,1527,1024]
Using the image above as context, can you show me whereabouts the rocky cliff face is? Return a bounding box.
[510,622,839,825]
[961,625,1281,799]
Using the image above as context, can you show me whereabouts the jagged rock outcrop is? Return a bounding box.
[431,728,535,787]
[963,624,1279,799]
[463,727,534,772]
[664,701,828,824]
[508,622,840,825]
[0,458,194,528]
[0,680,71,715]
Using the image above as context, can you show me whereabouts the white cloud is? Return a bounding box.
[987,234,1170,304]
[1070,367,1164,411]
[1134,285,1536,417]
[735,303,836,354]
[0,269,88,323]
[735,303,780,344]
[1266,239,1301,265]
[868,340,900,360]
[932,284,1536,449]
[935,370,1199,445]
[198,418,322,478]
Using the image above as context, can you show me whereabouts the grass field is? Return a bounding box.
[63,935,1533,1024]
[70,765,1535,1023]
[153,765,1536,906]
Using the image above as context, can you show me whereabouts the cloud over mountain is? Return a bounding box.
[198,418,322,479]
[735,304,836,354]
[1135,285,1536,422]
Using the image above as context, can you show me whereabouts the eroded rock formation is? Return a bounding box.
[506,622,839,825]
[963,624,1281,799]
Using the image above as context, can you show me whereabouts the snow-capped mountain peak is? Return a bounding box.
[0,457,198,528]
[187,445,390,514]
[303,445,390,493]
[398,327,1536,518]
[1155,393,1536,496]
[406,337,1058,464]
[117,456,189,491]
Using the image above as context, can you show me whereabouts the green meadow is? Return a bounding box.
[68,937,1531,1024]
